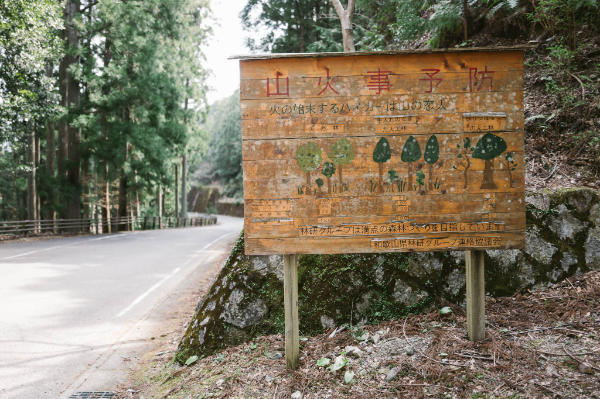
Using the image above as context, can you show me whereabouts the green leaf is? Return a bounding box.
[185,355,198,366]
[344,370,355,384]
[355,332,369,342]
[316,357,331,367]
[440,306,453,315]
[328,355,348,372]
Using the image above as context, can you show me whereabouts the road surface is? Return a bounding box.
[0,215,243,399]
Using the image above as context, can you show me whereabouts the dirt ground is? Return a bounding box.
[115,271,600,399]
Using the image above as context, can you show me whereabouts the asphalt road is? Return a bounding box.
[0,215,243,399]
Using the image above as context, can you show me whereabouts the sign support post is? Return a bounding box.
[284,254,300,369]
[466,250,485,341]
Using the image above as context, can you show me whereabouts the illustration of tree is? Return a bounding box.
[327,138,355,189]
[373,137,391,193]
[453,137,474,189]
[316,178,324,195]
[322,161,336,193]
[504,152,518,188]
[400,136,422,191]
[424,135,439,191]
[296,142,322,189]
[416,170,425,190]
[388,169,398,183]
[472,133,507,189]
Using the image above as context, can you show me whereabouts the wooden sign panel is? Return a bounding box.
[238,49,525,255]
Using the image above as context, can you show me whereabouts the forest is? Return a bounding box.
[0,0,210,226]
[1,0,599,224]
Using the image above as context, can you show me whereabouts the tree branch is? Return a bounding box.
[330,0,345,20]
[80,0,98,14]
[347,0,355,19]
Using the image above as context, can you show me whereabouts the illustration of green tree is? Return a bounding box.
[322,161,336,193]
[400,135,421,191]
[453,137,474,189]
[472,133,507,189]
[316,178,324,195]
[373,137,391,193]
[416,170,425,190]
[388,169,398,183]
[327,138,355,190]
[424,135,439,191]
[296,142,322,190]
[504,152,518,188]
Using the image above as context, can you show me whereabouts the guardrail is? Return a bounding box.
[0,215,217,237]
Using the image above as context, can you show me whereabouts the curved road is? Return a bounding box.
[0,215,242,399]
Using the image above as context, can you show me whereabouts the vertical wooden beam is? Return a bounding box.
[284,254,300,369]
[466,250,485,341]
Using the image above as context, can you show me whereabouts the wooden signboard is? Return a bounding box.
[238,48,525,256]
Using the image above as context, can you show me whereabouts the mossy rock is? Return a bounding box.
[176,188,600,363]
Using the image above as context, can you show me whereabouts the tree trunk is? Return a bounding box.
[428,164,434,191]
[118,170,128,231]
[181,153,187,218]
[157,184,162,227]
[27,129,37,230]
[327,177,331,193]
[45,119,55,220]
[378,162,383,193]
[305,171,311,189]
[175,164,179,217]
[338,165,343,190]
[407,162,413,191]
[508,169,513,188]
[118,142,129,231]
[331,0,355,52]
[462,0,469,41]
[480,159,497,189]
[104,163,111,233]
[59,0,82,222]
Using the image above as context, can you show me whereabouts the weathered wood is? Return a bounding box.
[230,46,533,60]
[466,250,486,341]
[284,254,300,369]
[237,51,524,78]
[240,50,525,255]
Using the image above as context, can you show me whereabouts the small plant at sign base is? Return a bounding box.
[344,370,355,384]
[328,355,348,372]
[440,306,452,315]
[185,355,198,366]
[316,357,331,367]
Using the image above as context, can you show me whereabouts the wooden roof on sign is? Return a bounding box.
[238,49,526,255]
[230,45,533,60]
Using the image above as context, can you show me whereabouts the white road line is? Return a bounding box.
[116,267,181,318]
[0,234,122,260]
[115,231,236,318]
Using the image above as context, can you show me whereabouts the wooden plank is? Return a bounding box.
[284,254,299,369]
[466,250,486,341]
[240,70,524,100]
[232,46,531,60]
[240,52,523,80]
[240,92,524,120]
[241,113,524,140]
[245,231,524,255]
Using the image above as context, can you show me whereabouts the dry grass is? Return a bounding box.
[118,271,600,399]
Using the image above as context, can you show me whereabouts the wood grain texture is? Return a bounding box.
[284,254,299,369]
[466,250,486,341]
[240,51,525,255]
